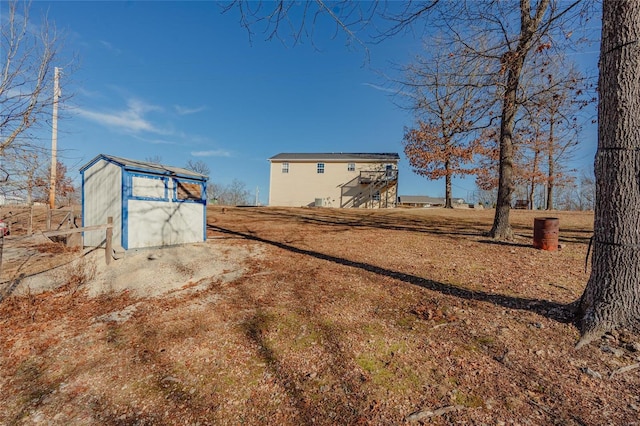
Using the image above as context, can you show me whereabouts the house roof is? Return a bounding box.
[269,153,400,162]
[80,154,208,180]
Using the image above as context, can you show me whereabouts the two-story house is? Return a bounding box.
[268,153,399,208]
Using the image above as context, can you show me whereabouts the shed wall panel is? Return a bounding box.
[127,200,204,249]
[83,160,122,247]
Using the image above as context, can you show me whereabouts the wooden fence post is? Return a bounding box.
[28,204,33,236]
[0,234,4,279]
[105,216,113,265]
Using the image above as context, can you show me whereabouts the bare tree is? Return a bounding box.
[577,170,594,211]
[447,1,584,238]
[517,55,591,210]
[0,0,65,155]
[185,159,210,176]
[399,39,495,208]
[222,1,439,52]
[144,155,163,164]
[33,159,75,205]
[212,179,251,206]
[524,52,592,209]
[577,0,640,347]
[0,145,47,203]
[224,0,587,239]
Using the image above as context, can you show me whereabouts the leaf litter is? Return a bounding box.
[1,206,639,425]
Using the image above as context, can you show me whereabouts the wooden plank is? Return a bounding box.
[177,181,202,200]
[0,235,4,279]
[43,223,112,237]
[105,217,113,265]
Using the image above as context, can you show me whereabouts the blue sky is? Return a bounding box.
[19,1,599,205]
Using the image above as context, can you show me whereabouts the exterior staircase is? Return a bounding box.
[340,169,398,208]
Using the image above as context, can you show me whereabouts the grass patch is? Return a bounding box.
[452,389,485,408]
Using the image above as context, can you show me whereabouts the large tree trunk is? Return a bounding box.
[529,148,540,210]
[546,120,555,210]
[445,159,453,209]
[489,66,519,239]
[577,0,640,348]
[490,0,550,239]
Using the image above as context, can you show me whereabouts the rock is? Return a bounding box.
[94,303,139,323]
[610,363,640,377]
[580,367,602,379]
[601,345,625,357]
[627,342,640,352]
[406,405,464,422]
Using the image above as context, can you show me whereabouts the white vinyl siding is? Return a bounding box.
[268,159,398,207]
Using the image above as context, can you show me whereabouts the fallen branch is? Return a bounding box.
[431,321,458,330]
[610,363,640,378]
[406,405,464,422]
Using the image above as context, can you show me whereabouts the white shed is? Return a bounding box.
[80,154,208,250]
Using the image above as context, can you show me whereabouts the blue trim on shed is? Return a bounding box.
[128,171,170,202]
[203,180,207,242]
[122,168,129,250]
[171,177,207,204]
[80,169,85,230]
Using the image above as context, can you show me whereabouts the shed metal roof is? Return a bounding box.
[269,153,400,162]
[80,154,208,180]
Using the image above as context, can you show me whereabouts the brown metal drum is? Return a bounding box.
[533,217,559,251]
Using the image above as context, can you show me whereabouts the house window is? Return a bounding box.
[347,163,355,172]
[317,163,325,174]
[282,162,289,173]
[385,164,395,179]
[373,191,381,202]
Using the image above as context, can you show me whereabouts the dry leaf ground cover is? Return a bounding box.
[1,205,639,425]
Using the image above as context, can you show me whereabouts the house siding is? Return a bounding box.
[269,158,398,208]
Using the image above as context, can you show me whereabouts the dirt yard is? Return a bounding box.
[1,205,639,425]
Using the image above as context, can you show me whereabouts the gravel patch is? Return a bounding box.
[11,240,263,298]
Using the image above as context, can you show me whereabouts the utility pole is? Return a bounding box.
[49,67,61,209]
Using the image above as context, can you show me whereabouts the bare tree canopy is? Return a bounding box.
[210,179,251,206]
[0,0,65,155]
[225,0,591,239]
[223,1,440,50]
[185,159,211,176]
[400,38,493,208]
